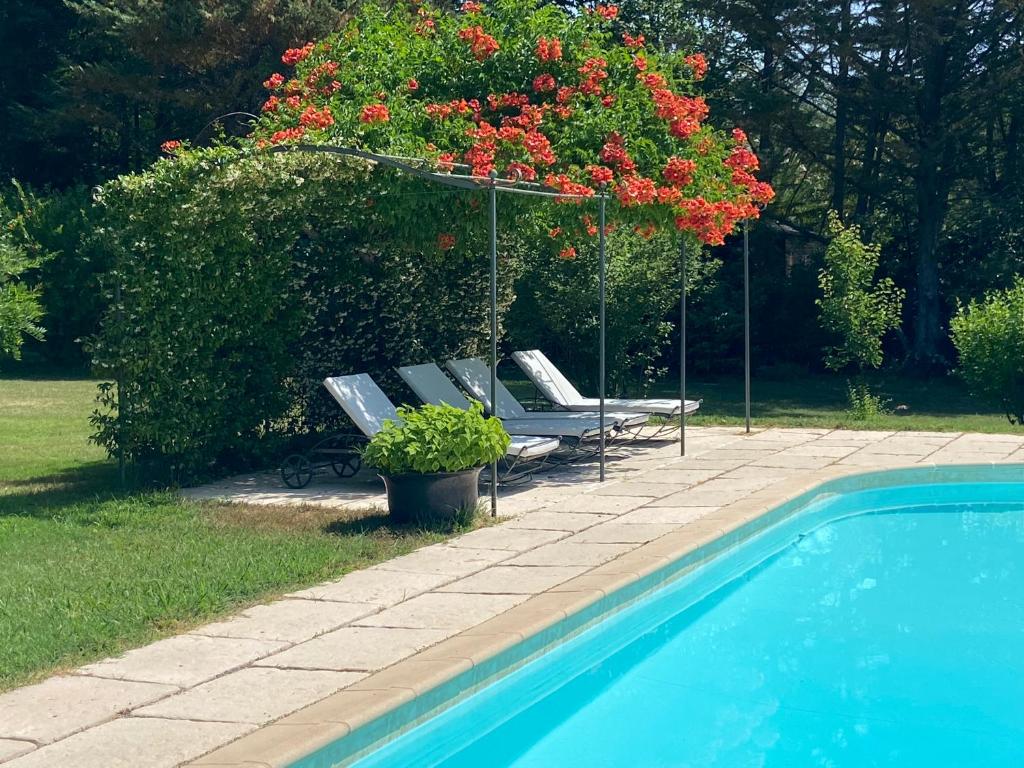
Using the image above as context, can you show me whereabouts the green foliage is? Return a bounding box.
[7,185,110,366]
[817,211,903,372]
[89,147,506,481]
[248,0,771,253]
[950,277,1024,425]
[508,229,717,392]
[363,402,511,475]
[0,194,47,360]
[844,380,889,421]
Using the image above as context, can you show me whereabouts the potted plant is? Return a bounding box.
[363,401,510,525]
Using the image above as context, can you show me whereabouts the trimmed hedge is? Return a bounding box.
[90,148,512,481]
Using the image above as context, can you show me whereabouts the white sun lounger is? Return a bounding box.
[396,363,614,443]
[322,374,561,465]
[444,358,651,430]
[512,349,701,417]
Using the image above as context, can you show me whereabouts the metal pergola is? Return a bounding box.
[266,143,753,515]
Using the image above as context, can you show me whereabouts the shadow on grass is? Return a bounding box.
[0,460,132,519]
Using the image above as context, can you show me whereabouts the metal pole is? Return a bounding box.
[743,218,751,433]
[488,172,499,515]
[680,237,686,456]
[598,186,607,482]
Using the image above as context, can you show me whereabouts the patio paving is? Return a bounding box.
[2,425,1022,767]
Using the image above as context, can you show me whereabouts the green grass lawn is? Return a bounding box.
[680,372,1018,433]
[0,378,458,691]
[506,369,1019,434]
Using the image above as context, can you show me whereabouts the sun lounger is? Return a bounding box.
[322,374,561,480]
[396,362,615,444]
[444,358,651,432]
[512,349,701,418]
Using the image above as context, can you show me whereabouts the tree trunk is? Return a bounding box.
[910,1,957,367]
[913,181,946,368]
[830,0,851,216]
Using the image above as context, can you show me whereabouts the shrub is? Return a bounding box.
[0,194,48,360]
[363,402,510,475]
[950,277,1024,424]
[507,228,718,393]
[15,185,110,367]
[845,380,889,421]
[817,212,904,373]
[89,148,509,482]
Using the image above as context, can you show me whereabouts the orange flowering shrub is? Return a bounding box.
[246,0,772,254]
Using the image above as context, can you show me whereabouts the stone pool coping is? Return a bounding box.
[185,458,1024,768]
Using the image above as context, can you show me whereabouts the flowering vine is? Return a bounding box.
[242,0,773,255]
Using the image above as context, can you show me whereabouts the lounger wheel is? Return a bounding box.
[281,454,314,489]
[331,454,361,478]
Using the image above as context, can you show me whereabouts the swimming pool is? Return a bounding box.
[294,466,1024,767]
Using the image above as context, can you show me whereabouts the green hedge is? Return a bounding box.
[90,148,512,481]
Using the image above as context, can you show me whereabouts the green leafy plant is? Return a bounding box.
[363,401,510,475]
[817,211,903,418]
[845,380,888,421]
[950,277,1024,424]
[817,212,904,372]
[0,194,48,360]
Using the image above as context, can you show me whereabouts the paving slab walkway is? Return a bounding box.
[3,426,1023,767]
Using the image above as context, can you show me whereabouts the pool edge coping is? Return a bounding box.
[185,460,1023,768]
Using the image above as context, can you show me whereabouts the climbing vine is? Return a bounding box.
[168,0,773,256]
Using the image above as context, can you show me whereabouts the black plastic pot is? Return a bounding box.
[380,467,483,525]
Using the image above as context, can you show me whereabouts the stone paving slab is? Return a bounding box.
[571,522,681,544]
[588,480,691,498]
[192,599,377,644]
[254,626,449,673]
[7,426,1023,768]
[372,544,511,576]
[542,493,655,514]
[436,565,591,594]
[0,675,177,745]
[352,592,527,632]
[286,567,453,606]
[77,634,287,689]
[503,511,614,531]
[135,668,366,725]
[506,539,636,567]
[444,525,568,552]
[0,743,32,764]
[614,505,717,525]
[4,718,253,768]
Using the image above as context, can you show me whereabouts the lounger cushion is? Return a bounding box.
[323,374,399,435]
[446,357,649,428]
[512,350,700,417]
[325,373,560,462]
[507,435,562,459]
[396,363,472,410]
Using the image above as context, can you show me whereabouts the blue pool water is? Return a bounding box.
[307,475,1024,767]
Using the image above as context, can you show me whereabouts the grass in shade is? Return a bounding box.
[0,377,464,691]
[503,367,1020,434]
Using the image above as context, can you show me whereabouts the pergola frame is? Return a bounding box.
[264,143,753,514]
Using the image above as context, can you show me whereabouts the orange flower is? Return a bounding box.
[359,103,390,124]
